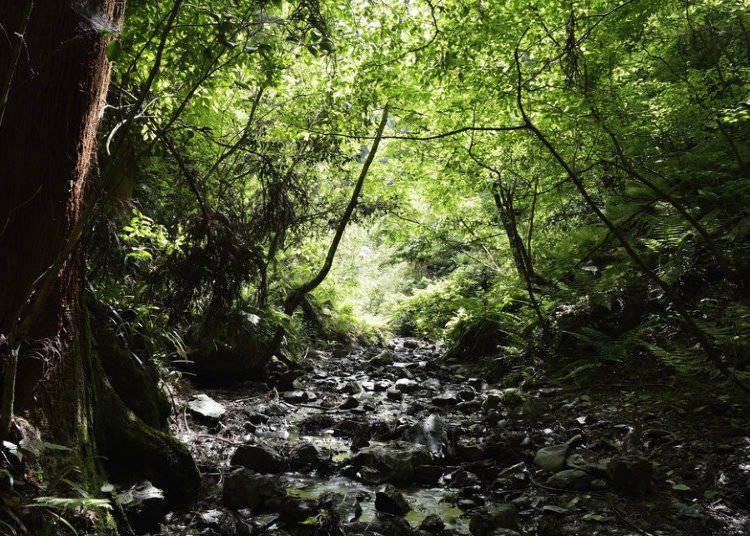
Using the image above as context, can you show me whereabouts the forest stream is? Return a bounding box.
[142,338,750,536]
[1,2,749,535]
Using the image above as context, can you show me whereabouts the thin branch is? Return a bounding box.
[303,124,527,142]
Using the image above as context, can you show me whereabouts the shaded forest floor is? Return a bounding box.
[157,338,750,536]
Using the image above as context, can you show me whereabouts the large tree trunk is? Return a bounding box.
[0,0,125,445]
[0,0,199,505]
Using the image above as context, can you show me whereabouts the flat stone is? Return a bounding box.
[431,392,459,406]
[187,394,226,422]
[546,469,594,491]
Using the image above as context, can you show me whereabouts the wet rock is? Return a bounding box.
[223,468,286,511]
[405,414,449,457]
[671,499,706,520]
[349,445,432,485]
[387,389,404,402]
[121,481,166,534]
[414,465,444,485]
[298,413,336,433]
[458,389,476,401]
[371,512,413,536]
[533,443,571,472]
[230,443,284,473]
[374,381,391,392]
[419,514,445,534]
[457,400,482,413]
[333,418,369,438]
[431,393,459,406]
[423,378,442,391]
[469,504,518,535]
[340,396,360,410]
[371,350,396,366]
[606,455,653,496]
[319,491,363,523]
[279,496,317,523]
[289,441,324,471]
[448,468,480,488]
[187,394,226,423]
[458,499,477,510]
[500,388,524,408]
[375,484,410,515]
[484,432,525,464]
[467,378,484,390]
[482,393,503,412]
[340,381,363,395]
[454,440,485,462]
[403,339,420,349]
[395,378,420,393]
[546,469,594,491]
[282,390,314,403]
[351,429,371,452]
[197,509,238,536]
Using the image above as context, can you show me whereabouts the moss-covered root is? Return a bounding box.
[94,373,200,504]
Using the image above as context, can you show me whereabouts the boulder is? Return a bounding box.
[469,504,518,535]
[230,443,284,473]
[222,469,286,511]
[375,484,410,516]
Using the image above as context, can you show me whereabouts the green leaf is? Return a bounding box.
[672,483,691,491]
[106,40,123,61]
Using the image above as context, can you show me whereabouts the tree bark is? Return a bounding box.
[0,0,200,503]
[0,0,125,440]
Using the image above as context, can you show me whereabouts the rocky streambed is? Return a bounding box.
[125,338,750,535]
